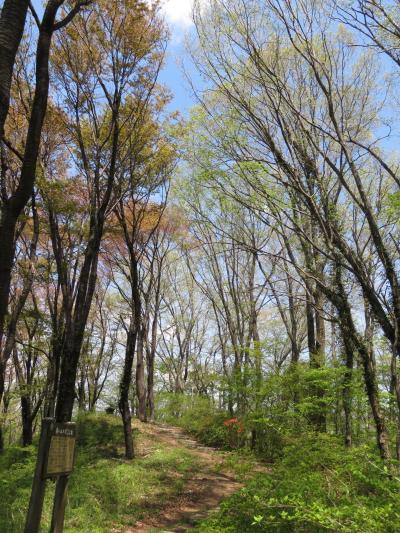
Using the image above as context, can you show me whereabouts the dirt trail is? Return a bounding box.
[125,423,242,533]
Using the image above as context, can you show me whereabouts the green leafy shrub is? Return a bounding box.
[76,412,124,449]
[156,392,230,447]
[198,434,400,532]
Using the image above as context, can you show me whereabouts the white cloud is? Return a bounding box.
[162,0,195,28]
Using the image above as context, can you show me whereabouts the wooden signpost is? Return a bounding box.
[24,419,76,533]
[46,423,76,477]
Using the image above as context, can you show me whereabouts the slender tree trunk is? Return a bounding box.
[288,283,300,406]
[339,323,354,448]
[44,349,57,418]
[21,395,33,446]
[251,322,262,450]
[77,372,86,411]
[306,288,326,431]
[362,349,390,459]
[390,353,400,460]
[136,328,147,422]
[288,287,300,365]
[313,289,326,431]
[119,320,136,459]
[0,210,18,395]
[327,272,391,461]
[0,365,6,450]
[146,353,155,422]
[146,311,158,422]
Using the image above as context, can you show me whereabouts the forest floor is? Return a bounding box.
[1,414,265,532]
[124,422,250,532]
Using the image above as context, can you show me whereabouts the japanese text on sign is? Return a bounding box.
[45,423,76,478]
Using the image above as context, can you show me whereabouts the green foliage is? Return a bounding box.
[385,191,400,220]
[76,411,124,451]
[156,392,229,447]
[0,445,40,532]
[197,434,400,532]
[217,448,261,481]
[155,362,368,462]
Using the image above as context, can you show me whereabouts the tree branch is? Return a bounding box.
[28,1,41,28]
[53,0,92,31]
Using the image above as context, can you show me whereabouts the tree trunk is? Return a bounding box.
[313,289,327,431]
[136,328,147,422]
[362,349,390,460]
[0,0,29,138]
[77,371,86,411]
[339,323,354,448]
[327,273,391,461]
[0,209,18,389]
[306,288,326,431]
[146,354,155,422]
[0,367,5,450]
[43,351,57,418]
[288,285,300,365]
[146,312,157,422]
[119,320,136,459]
[390,353,400,460]
[21,395,33,446]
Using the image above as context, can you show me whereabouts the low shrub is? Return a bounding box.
[76,412,123,450]
[198,434,400,532]
[156,392,230,447]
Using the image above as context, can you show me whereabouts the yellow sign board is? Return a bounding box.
[44,423,76,478]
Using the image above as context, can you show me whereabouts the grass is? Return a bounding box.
[214,448,264,481]
[0,413,200,533]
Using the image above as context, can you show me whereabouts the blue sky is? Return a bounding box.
[158,0,199,116]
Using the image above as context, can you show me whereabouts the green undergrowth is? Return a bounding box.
[0,413,199,533]
[156,392,234,448]
[4,407,400,533]
[157,393,400,532]
[216,448,262,481]
[197,434,400,533]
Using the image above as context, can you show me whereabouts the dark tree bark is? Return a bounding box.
[116,201,144,455]
[20,395,33,446]
[390,353,400,460]
[0,0,29,139]
[146,292,160,422]
[54,216,109,422]
[311,288,327,432]
[119,319,137,459]
[322,269,391,460]
[341,328,354,449]
[332,274,354,448]
[136,327,147,422]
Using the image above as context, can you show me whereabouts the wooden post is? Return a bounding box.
[50,474,69,533]
[24,418,53,533]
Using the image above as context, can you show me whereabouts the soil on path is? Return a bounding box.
[125,423,243,533]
